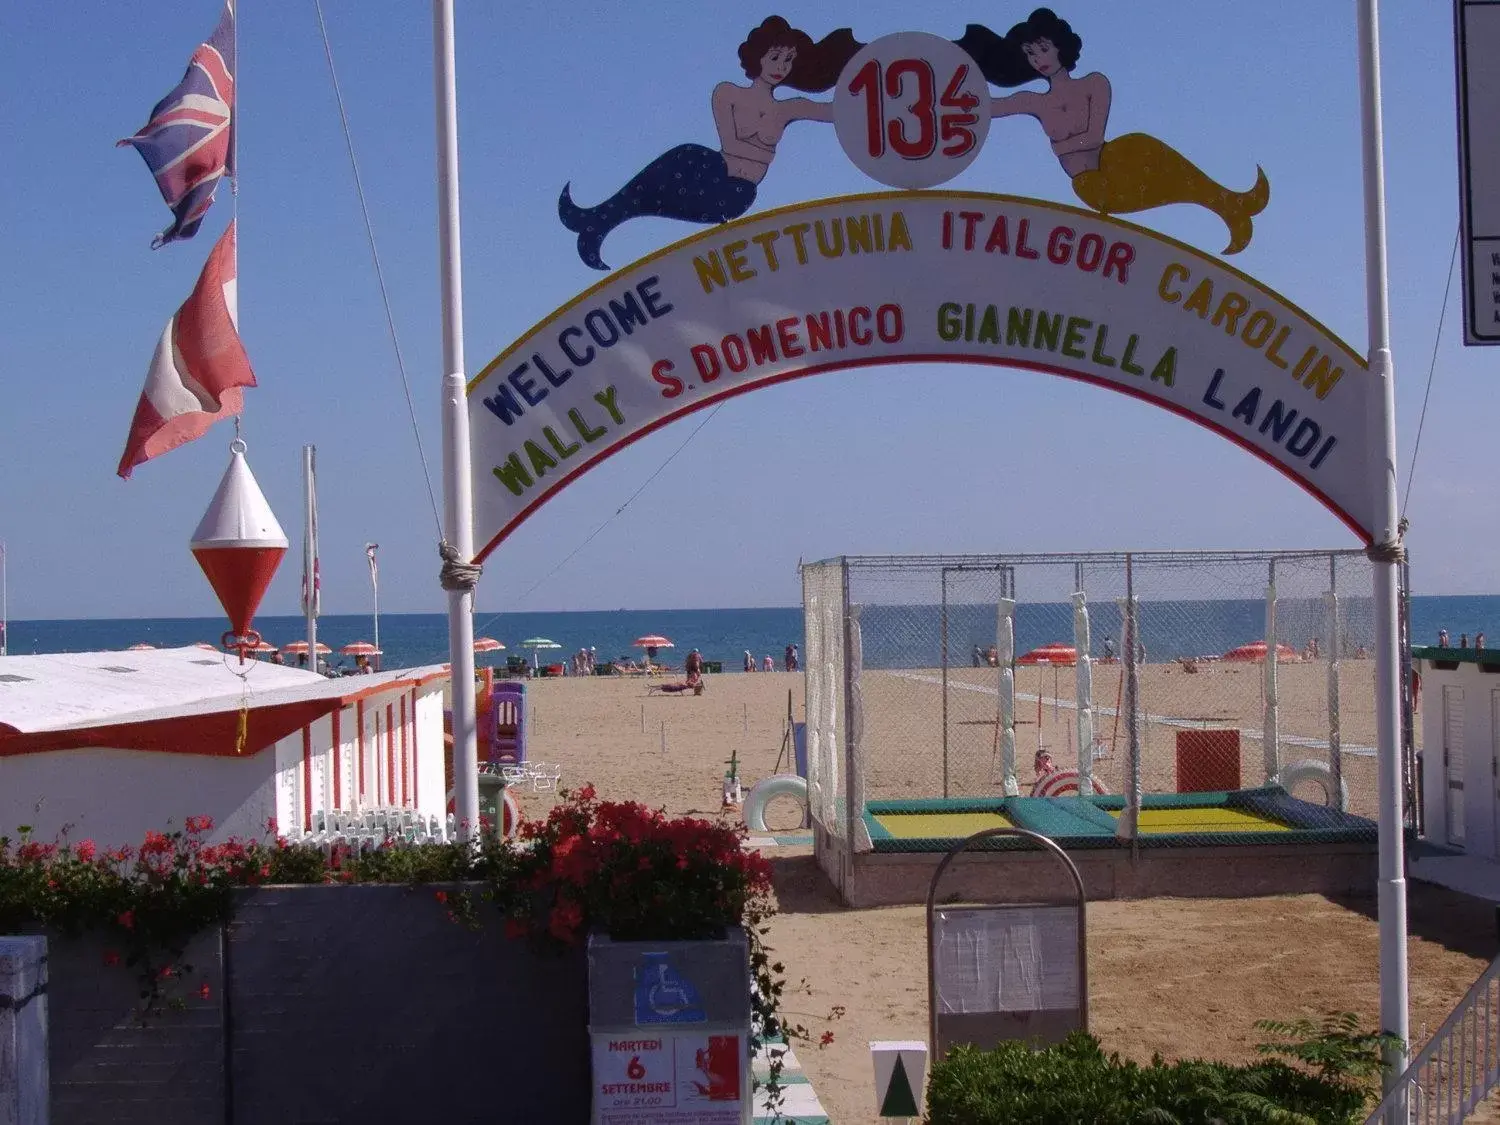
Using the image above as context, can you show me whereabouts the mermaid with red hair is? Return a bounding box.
[559,17,859,271]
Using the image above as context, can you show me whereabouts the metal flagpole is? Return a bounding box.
[1,541,8,657]
[302,445,318,669]
[1355,0,1410,1105]
[365,543,380,670]
[434,0,480,840]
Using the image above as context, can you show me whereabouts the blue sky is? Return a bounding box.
[0,1,1492,620]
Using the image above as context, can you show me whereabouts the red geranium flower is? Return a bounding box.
[199,982,212,1000]
[75,839,97,862]
[117,910,135,931]
[102,950,121,967]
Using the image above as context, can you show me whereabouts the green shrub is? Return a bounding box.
[925,1031,1370,1125]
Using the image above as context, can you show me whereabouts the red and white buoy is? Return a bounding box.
[190,438,287,661]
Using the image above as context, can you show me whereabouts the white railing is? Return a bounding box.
[1365,951,1500,1124]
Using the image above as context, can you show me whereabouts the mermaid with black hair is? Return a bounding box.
[559,17,860,271]
[956,9,1270,254]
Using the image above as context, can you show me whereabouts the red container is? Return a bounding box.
[1175,729,1241,792]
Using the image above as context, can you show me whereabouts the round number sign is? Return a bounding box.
[832,32,991,190]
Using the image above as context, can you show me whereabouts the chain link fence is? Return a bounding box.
[801,551,1404,857]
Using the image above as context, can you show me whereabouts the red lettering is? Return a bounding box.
[1076,232,1105,272]
[1104,240,1134,284]
[690,345,721,383]
[876,304,904,343]
[1046,225,1075,265]
[848,306,873,345]
[651,359,683,398]
[776,316,805,358]
[721,334,748,372]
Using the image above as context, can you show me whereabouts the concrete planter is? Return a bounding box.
[32,883,592,1125]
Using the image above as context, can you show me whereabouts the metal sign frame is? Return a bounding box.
[925,827,1088,1058]
[1455,0,1500,344]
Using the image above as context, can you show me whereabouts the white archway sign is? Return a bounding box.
[466,190,1375,560]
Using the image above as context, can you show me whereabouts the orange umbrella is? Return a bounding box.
[1221,641,1298,663]
[247,640,279,654]
[1016,643,1077,666]
[474,637,505,652]
[340,641,382,656]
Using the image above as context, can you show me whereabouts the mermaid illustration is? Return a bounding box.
[559,17,860,271]
[956,9,1270,254]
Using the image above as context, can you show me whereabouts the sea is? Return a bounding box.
[4,596,1499,673]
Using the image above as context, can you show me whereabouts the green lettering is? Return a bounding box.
[524,440,558,477]
[1149,347,1177,387]
[593,385,625,425]
[1006,307,1033,347]
[977,305,1000,345]
[1033,311,1062,352]
[491,454,533,496]
[1090,326,1116,367]
[1062,316,1091,359]
[1120,335,1145,376]
[568,408,606,443]
[544,425,581,460]
[937,302,963,342]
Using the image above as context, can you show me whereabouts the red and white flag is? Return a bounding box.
[117,220,255,478]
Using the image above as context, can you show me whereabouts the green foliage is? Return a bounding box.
[1253,1012,1402,1095]
[926,1031,1371,1125]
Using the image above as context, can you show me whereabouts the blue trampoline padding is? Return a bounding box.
[1004,797,1117,839]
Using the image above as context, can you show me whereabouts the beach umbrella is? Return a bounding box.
[473,637,505,653]
[1016,643,1077,666]
[247,640,279,656]
[633,634,674,664]
[520,637,561,669]
[282,640,332,656]
[340,641,382,656]
[127,643,156,651]
[1221,641,1298,663]
[193,642,218,651]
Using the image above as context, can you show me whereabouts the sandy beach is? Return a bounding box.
[505,668,1486,1124]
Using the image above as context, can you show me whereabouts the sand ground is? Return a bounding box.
[505,670,1492,1124]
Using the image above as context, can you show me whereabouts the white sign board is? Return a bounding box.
[933,905,1081,1014]
[1457,0,1500,344]
[468,192,1376,558]
[592,1032,748,1125]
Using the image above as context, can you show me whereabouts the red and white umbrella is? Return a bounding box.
[127,643,156,651]
[282,640,332,655]
[1222,641,1298,663]
[633,634,674,649]
[1016,643,1077,666]
[340,641,382,657]
[473,637,505,653]
[247,640,279,655]
[193,642,218,651]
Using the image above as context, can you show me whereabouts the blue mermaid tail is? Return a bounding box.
[559,143,758,271]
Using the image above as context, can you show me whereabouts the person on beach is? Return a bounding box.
[763,655,775,672]
[686,648,704,678]
[1438,628,1450,648]
[1103,635,1116,661]
[957,9,1270,254]
[558,17,859,270]
[354,654,373,675]
[744,650,755,672]
[1477,632,1486,652]
[973,645,984,668]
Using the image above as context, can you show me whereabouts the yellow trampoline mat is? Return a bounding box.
[873,811,1014,838]
[1106,807,1291,834]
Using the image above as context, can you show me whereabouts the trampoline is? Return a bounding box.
[862,787,1374,853]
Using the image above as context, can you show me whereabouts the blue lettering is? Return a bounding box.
[1202,369,1227,411]
[533,353,572,389]
[559,326,593,366]
[608,291,649,336]
[1286,417,1321,457]
[482,381,526,425]
[509,363,547,407]
[1257,399,1298,442]
[638,275,673,318]
[585,309,619,349]
[1230,387,1260,426]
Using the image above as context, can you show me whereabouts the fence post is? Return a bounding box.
[940,567,950,799]
[996,596,1018,795]
[1073,588,1094,794]
[842,558,860,854]
[1116,554,1141,845]
[1326,555,1345,810]
[1263,559,1280,784]
[0,935,48,1125]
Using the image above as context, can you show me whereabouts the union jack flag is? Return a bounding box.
[119,2,235,249]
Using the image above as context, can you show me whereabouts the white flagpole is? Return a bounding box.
[366,543,381,670]
[434,0,480,840]
[303,444,318,670]
[1,542,8,657]
[1355,0,1409,1106]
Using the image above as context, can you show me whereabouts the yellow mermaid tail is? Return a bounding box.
[1070,132,1270,255]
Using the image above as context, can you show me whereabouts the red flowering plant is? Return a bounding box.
[483,786,831,1112]
[0,816,481,1020]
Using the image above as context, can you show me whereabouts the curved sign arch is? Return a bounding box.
[466,190,1373,562]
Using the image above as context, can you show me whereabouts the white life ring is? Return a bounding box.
[1274,759,1349,808]
[743,774,809,833]
[1032,769,1109,798]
